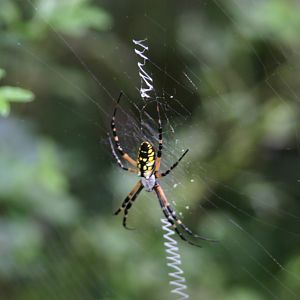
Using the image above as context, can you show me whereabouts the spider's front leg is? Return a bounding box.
[108,136,138,174]
[111,92,137,168]
[155,102,163,172]
[156,149,189,178]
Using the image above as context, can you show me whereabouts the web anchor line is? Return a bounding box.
[161,218,190,300]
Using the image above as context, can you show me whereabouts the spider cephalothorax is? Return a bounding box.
[109,92,217,247]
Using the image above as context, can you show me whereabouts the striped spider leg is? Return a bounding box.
[155,101,163,172]
[153,102,190,178]
[155,149,189,178]
[114,180,144,230]
[108,136,138,174]
[111,92,137,168]
[154,184,218,247]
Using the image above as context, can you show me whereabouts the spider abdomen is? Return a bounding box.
[137,141,156,178]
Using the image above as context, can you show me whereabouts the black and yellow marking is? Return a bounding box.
[137,141,156,177]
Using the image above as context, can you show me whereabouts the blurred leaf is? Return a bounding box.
[38,140,68,192]
[229,0,300,45]
[224,287,264,300]
[262,99,298,147]
[52,5,112,35]
[0,0,20,25]
[0,86,35,103]
[0,69,34,117]
[283,256,300,296]
[0,97,10,117]
[0,68,6,80]
[30,0,112,37]
[0,218,43,278]
[0,119,81,226]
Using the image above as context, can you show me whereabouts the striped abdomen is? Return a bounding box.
[137,141,156,178]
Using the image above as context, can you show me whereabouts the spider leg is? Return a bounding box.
[108,135,138,174]
[166,203,218,242]
[122,184,144,230]
[111,92,137,167]
[155,102,163,172]
[154,184,202,248]
[156,149,189,178]
[114,181,143,216]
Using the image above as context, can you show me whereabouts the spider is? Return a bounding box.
[109,92,217,247]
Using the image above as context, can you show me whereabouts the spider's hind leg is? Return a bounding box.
[159,198,202,248]
[122,184,144,230]
[166,205,218,243]
[114,181,144,230]
[154,184,202,248]
[114,181,143,215]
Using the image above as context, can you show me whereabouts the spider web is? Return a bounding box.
[1,0,300,299]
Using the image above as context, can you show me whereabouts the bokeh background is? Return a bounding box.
[1,0,300,299]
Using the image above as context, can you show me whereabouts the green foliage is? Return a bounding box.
[39,0,112,35]
[0,119,81,280]
[0,0,112,38]
[229,0,300,44]
[0,69,34,117]
[0,69,6,79]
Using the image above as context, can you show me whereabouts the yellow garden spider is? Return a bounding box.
[109,92,216,247]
